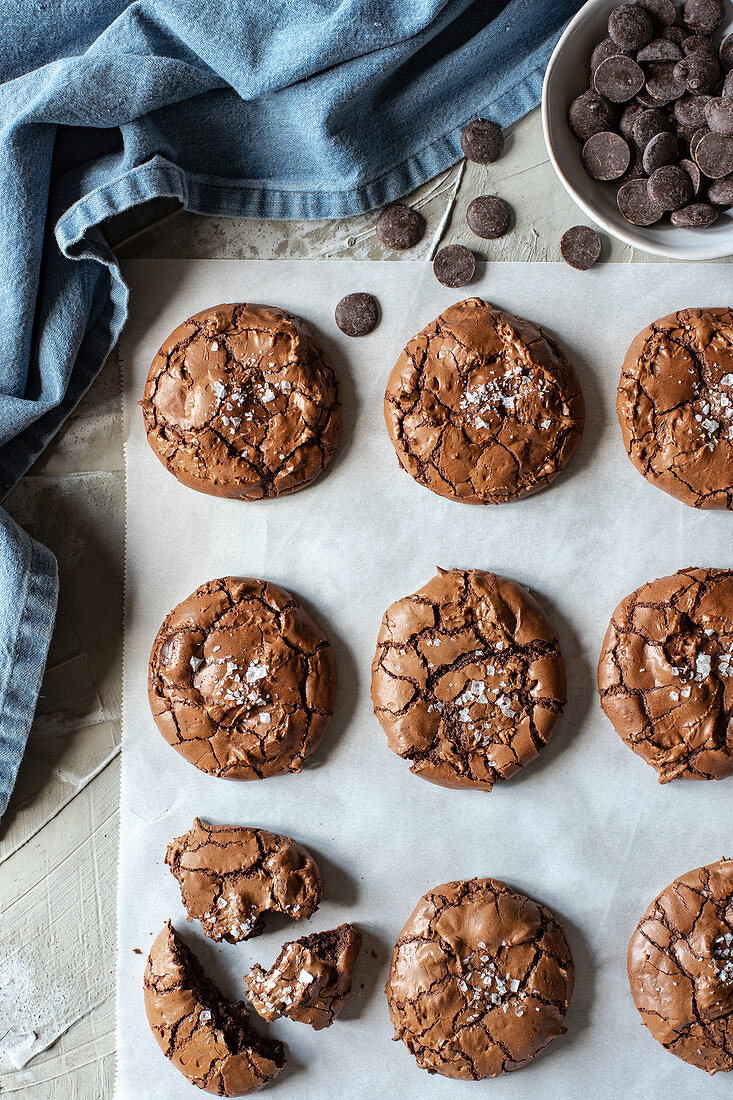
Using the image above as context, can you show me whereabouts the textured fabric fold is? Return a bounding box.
[0,0,580,816]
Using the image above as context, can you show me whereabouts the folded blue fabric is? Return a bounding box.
[0,0,580,816]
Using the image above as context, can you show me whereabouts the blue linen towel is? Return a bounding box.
[0,0,580,817]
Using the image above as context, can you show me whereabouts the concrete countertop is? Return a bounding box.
[0,106,696,1098]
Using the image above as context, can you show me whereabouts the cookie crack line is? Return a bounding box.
[141,301,342,501]
[384,298,584,506]
[148,576,337,780]
[372,567,566,792]
[618,308,733,510]
[598,567,733,782]
[385,878,574,1081]
[628,858,733,1074]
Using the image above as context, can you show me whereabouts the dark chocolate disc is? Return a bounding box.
[609,5,654,50]
[705,97,733,136]
[560,225,602,270]
[642,130,679,171]
[376,204,426,250]
[460,118,504,164]
[617,177,665,223]
[669,201,718,225]
[695,131,733,176]
[432,245,476,288]
[647,163,694,208]
[466,195,513,239]
[582,131,631,179]
[594,54,645,101]
[568,90,618,140]
[334,292,379,337]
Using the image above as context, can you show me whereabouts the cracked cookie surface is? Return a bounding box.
[383,298,584,505]
[143,921,285,1096]
[385,878,574,1080]
[598,567,733,782]
[371,568,566,791]
[618,308,733,509]
[141,302,341,500]
[148,577,336,779]
[245,923,361,1030]
[628,858,733,1074]
[165,818,322,942]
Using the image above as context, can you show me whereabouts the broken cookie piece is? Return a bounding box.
[245,924,361,1030]
[166,818,322,943]
[143,921,285,1096]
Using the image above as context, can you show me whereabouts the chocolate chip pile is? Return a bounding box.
[568,0,733,228]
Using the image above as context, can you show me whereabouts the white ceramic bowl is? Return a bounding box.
[542,0,733,259]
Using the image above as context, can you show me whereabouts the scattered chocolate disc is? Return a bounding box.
[644,59,687,102]
[725,69,733,95]
[643,129,679,171]
[460,118,504,164]
[632,107,673,148]
[648,162,694,207]
[334,292,379,337]
[670,200,718,224]
[637,38,683,61]
[680,156,702,191]
[705,96,733,136]
[569,90,619,140]
[609,4,654,50]
[375,203,425,250]
[560,225,602,270]
[695,130,733,176]
[617,177,665,223]
[432,244,476,288]
[720,31,733,69]
[674,92,711,128]
[466,195,513,239]
[707,174,733,202]
[582,131,631,178]
[637,0,677,26]
[594,54,645,101]
[682,0,724,33]
[591,37,630,74]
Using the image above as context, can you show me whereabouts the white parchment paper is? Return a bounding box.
[118,260,733,1100]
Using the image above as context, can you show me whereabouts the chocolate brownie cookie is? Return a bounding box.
[384,299,584,505]
[148,577,336,779]
[143,922,285,1095]
[166,818,322,942]
[618,308,733,508]
[598,568,733,782]
[371,568,567,791]
[141,303,341,500]
[385,878,574,1080]
[628,858,733,1073]
[245,924,361,1030]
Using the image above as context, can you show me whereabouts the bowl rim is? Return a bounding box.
[541,0,733,261]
